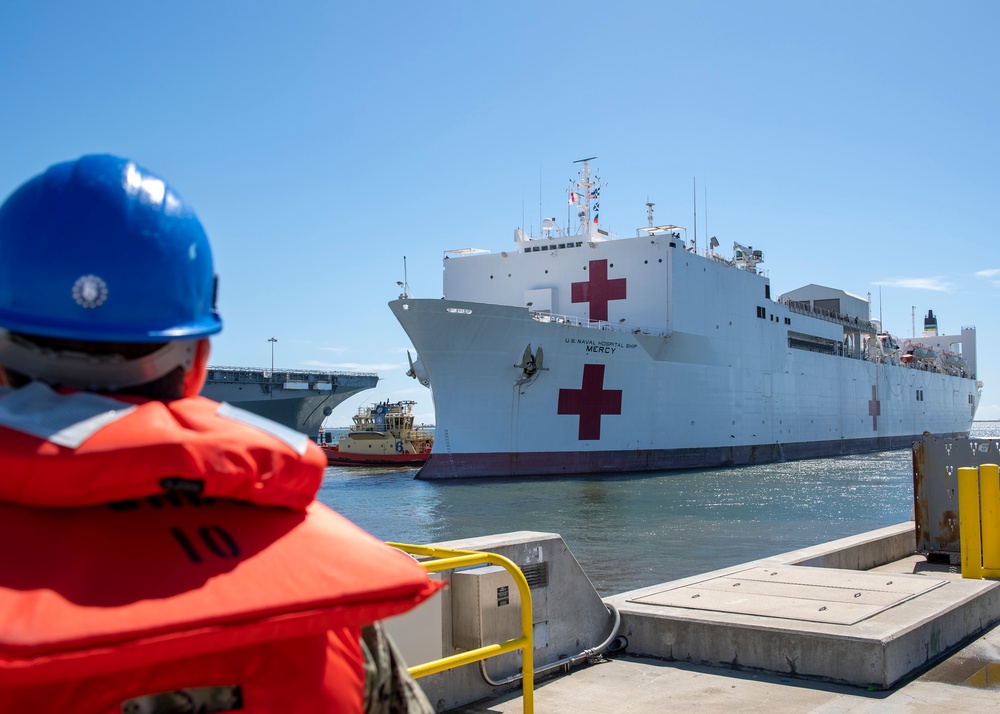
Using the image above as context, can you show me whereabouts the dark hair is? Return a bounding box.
[3,333,187,400]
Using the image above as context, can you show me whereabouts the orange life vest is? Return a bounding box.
[0,385,439,713]
[0,384,327,510]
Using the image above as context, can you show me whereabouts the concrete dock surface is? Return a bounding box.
[452,630,1000,713]
[444,528,1000,712]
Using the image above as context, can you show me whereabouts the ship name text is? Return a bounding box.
[565,338,637,355]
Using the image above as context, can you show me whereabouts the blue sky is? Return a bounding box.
[2,1,998,424]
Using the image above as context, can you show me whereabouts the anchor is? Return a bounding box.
[515,343,547,386]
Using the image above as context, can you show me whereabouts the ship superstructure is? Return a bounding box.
[391,159,980,478]
[201,366,378,436]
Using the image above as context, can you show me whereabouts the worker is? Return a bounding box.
[0,155,438,712]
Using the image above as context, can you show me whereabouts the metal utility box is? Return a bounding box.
[451,565,522,650]
[913,434,1000,559]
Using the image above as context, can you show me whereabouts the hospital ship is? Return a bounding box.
[391,159,980,478]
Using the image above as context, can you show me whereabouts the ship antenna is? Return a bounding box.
[573,156,598,238]
[692,177,697,254]
[704,180,708,250]
[646,197,655,228]
[396,256,410,298]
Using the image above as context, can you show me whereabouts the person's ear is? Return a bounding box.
[182,338,211,397]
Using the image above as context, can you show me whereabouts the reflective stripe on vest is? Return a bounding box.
[0,381,135,448]
[216,401,310,456]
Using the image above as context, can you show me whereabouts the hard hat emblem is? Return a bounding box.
[72,274,109,309]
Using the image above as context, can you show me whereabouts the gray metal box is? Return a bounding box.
[913,434,1000,558]
[451,565,522,650]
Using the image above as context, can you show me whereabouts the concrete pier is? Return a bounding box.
[410,523,1000,712]
[609,523,1000,690]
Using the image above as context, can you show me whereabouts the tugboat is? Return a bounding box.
[318,400,434,466]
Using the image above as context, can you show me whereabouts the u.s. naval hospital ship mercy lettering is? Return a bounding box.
[200,367,378,436]
[390,158,981,478]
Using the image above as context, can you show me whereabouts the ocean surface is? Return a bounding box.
[317,423,1000,595]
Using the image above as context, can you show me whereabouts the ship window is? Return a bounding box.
[558,243,566,249]
[541,245,549,251]
[765,285,771,299]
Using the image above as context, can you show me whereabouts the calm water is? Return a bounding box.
[318,424,1000,595]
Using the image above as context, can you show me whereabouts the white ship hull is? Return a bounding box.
[391,298,977,478]
[391,159,980,478]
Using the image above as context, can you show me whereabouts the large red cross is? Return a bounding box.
[557,364,622,440]
[571,259,626,322]
[868,386,880,431]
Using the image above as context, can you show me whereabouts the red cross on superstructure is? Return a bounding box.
[868,386,880,431]
[571,259,627,322]
[557,363,622,440]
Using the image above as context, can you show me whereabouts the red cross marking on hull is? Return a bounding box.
[557,363,623,440]
[868,385,880,431]
[571,259,626,322]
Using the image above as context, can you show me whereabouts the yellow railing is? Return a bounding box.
[386,542,534,713]
[959,463,1000,579]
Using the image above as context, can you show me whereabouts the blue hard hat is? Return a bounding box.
[0,154,221,342]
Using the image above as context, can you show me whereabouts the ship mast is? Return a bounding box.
[569,156,599,239]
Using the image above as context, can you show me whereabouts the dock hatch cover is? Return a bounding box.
[628,566,946,625]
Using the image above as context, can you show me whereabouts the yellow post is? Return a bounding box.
[981,464,1000,570]
[958,466,983,579]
